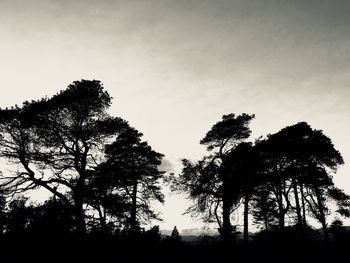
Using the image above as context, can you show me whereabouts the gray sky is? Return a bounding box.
[0,0,349,231]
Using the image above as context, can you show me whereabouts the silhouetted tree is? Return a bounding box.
[143,225,162,243]
[329,219,346,246]
[294,125,343,243]
[255,134,293,230]
[170,226,181,241]
[253,122,344,243]
[224,142,261,243]
[91,127,165,234]
[0,80,128,234]
[172,113,255,243]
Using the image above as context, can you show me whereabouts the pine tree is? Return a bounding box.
[170,226,181,241]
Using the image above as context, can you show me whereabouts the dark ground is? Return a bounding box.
[1,234,350,263]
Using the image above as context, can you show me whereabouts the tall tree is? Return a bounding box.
[253,122,345,242]
[287,123,344,242]
[92,127,165,234]
[224,142,261,243]
[0,80,128,234]
[255,134,294,230]
[172,113,255,243]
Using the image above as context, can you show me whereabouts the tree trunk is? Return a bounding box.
[277,189,285,230]
[314,186,329,244]
[300,183,307,228]
[243,194,249,244]
[222,197,232,244]
[279,212,285,229]
[73,193,86,235]
[130,179,138,234]
[73,152,87,235]
[277,198,285,229]
[277,181,285,230]
[264,217,268,232]
[97,206,107,234]
[292,176,303,229]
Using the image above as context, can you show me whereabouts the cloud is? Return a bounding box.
[159,159,175,173]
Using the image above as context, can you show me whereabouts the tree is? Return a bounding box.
[143,225,162,243]
[90,126,165,234]
[224,142,261,243]
[172,113,255,243]
[170,226,181,241]
[253,122,345,243]
[291,124,344,242]
[0,80,128,234]
[329,219,346,246]
[327,187,350,218]
[255,134,294,230]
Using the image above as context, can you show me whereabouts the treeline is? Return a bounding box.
[172,113,350,244]
[0,80,164,236]
[0,80,348,245]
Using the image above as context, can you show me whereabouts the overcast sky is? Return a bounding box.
[0,0,349,231]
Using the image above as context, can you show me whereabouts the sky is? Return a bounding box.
[0,0,349,232]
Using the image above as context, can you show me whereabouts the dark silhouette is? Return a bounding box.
[224,141,261,243]
[171,226,181,241]
[171,113,255,243]
[0,81,349,262]
[4,196,74,235]
[0,80,129,234]
[252,122,347,243]
[170,115,349,247]
[87,126,165,235]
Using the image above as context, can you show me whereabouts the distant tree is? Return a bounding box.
[143,225,162,242]
[170,226,181,241]
[329,219,344,232]
[329,219,346,245]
